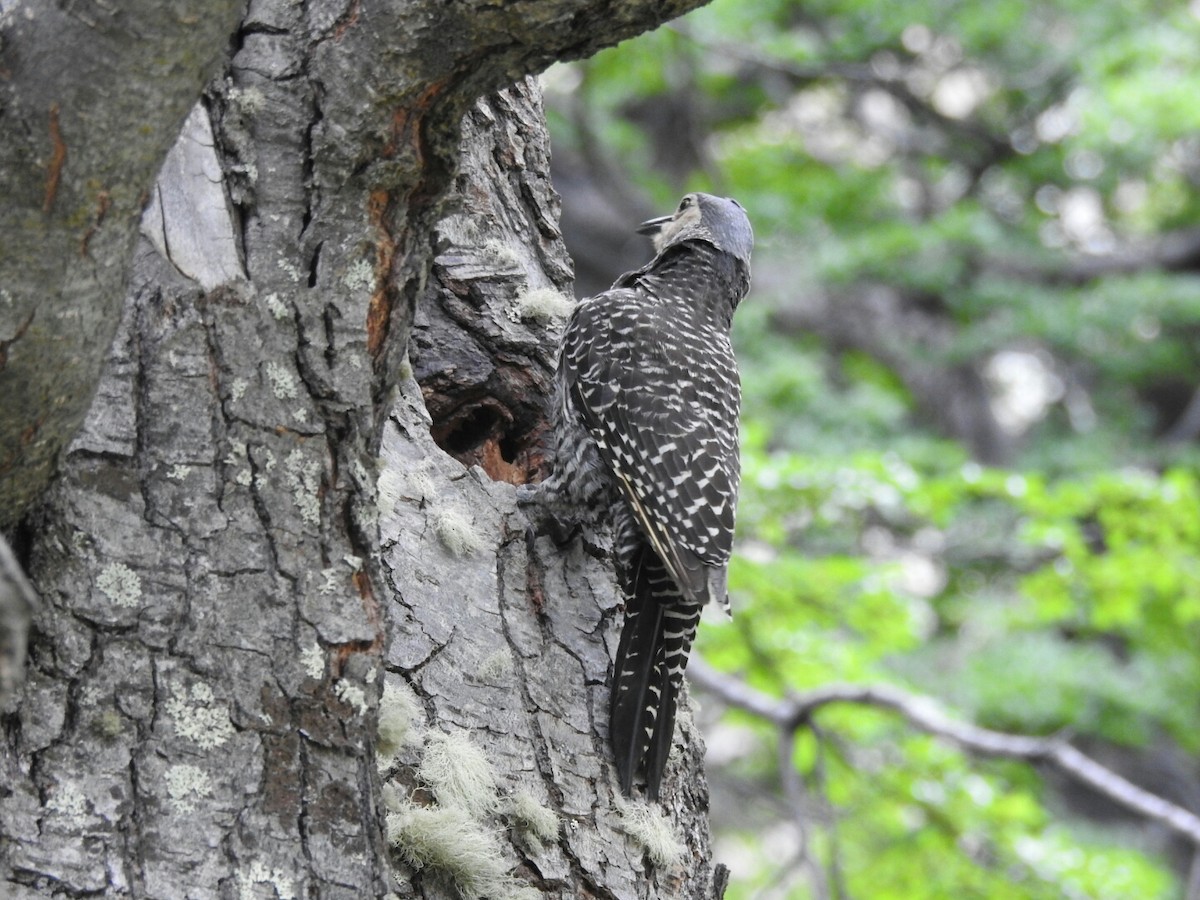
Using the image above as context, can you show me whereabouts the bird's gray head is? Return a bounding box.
[637,192,754,265]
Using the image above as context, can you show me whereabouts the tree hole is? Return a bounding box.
[426,395,545,485]
[436,402,504,456]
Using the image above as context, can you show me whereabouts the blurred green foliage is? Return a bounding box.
[546,0,1200,895]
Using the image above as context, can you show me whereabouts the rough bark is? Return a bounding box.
[387,84,722,898]
[0,534,35,712]
[1,1,722,897]
[0,0,245,528]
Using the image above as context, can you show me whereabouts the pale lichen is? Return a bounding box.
[277,258,303,283]
[510,287,573,323]
[386,802,534,900]
[166,683,235,750]
[46,780,88,823]
[615,797,685,868]
[381,781,405,814]
[319,567,342,595]
[509,790,559,844]
[97,562,142,608]
[407,466,437,502]
[477,650,513,681]
[265,361,298,400]
[376,468,404,513]
[264,291,290,320]
[284,449,321,526]
[300,643,325,681]
[237,860,296,900]
[431,506,484,556]
[228,85,266,115]
[378,463,437,513]
[94,709,123,739]
[165,764,213,813]
[343,259,375,292]
[418,731,500,818]
[377,680,425,769]
[481,239,521,270]
[224,439,248,467]
[334,680,370,717]
[381,717,538,899]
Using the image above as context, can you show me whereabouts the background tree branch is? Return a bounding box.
[689,658,1200,847]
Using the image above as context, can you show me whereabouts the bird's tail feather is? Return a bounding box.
[609,555,702,800]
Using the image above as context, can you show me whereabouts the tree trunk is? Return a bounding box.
[0,0,245,527]
[0,1,724,897]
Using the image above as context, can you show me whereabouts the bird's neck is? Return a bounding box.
[632,242,749,331]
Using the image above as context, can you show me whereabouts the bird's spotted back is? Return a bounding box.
[561,276,741,596]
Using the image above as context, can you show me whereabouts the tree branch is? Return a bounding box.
[689,657,1200,846]
[1164,385,1200,444]
[0,0,244,528]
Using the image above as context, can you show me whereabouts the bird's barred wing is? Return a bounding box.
[560,290,740,602]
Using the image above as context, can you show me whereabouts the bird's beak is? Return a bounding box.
[636,214,672,236]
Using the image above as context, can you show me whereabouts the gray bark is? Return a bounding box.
[1,1,723,897]
[0,533,35,712]
[0,0,245,528]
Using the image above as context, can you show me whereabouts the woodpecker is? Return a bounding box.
[525,192,753,800]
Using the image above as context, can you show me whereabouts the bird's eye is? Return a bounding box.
[678,196,693,212]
